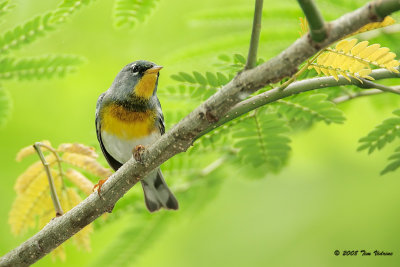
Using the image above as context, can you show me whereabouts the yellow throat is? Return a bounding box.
[101,104,156,139]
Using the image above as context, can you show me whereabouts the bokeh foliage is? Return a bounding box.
[0,0,399,266]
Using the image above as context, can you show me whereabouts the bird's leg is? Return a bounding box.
[93,177,108,196]
[133,144,146,162]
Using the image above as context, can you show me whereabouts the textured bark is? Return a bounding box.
[1,0,399,266]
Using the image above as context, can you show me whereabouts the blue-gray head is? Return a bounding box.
[108,60,163,100]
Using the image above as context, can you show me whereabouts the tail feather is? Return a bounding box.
[141,168,179,212]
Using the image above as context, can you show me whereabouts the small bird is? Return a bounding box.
[95,60,179,212]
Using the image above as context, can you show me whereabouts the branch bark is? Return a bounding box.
[1,0,400,266]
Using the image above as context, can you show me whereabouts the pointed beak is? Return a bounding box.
[145,65,163,74]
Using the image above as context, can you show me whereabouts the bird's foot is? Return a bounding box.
[133,145,146,162]
[93,177,108,196]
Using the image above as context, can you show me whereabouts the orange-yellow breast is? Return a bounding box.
[134,73,158,99]
[101,104,157,140]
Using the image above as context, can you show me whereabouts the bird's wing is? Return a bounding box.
[155,98,165,135]
[96,93,123,171]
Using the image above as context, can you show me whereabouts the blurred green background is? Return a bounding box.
[0,0,399,266]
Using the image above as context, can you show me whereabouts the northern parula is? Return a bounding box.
[95,60,179,212]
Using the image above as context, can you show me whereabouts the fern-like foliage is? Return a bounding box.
[50,0,93,24]
[358,109,400,175]
[10,141,110,260]
[309,39,399,82]
[169,71,230,101]
[275,93,346,126]
[0,86,11,127]
[0,0,13,18]
[0,55,84,80]
[381,146,400,175]
[113,0,159,28]
[358,109,400,154]
[232,109,291,172]
[0,13,54,55]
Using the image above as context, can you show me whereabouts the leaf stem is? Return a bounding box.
[278,50,324,91]
[245,0,264,70]
[297,0,326,42]
[33,142,63,216]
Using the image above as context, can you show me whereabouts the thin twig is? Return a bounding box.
[33,142,63,216]
[358,78,400,95]
[332,89,382,104]
[38,143,65,181]
[297,0,326,42]
[245,0,263,70]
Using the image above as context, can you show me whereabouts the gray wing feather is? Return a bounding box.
[96,93,122,171]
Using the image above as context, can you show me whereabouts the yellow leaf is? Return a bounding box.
[349,73,363,83]
[317,52,328,65]
[368,47,390,62]
[320,67,330,76]
[9,170,59,235]
[14,155,56,194]
[57,143,98,158]
[357,68,372,77]
[358,44,381,59]
[350,40,369,56]
[312,65,321,74]
[16,140,52,162]
[62,152,112,178]
[65,169,94,195]
[376,52,396,64]
[329,69,339,81]
[353,16,396,35]
[339,71,351,82]
[51,244,66,262]
[338,39,358,53]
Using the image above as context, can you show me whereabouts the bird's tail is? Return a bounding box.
[141,168,179,212]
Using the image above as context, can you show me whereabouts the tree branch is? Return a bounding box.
[245,0,263,69]
[333,86,400,104]
[1,0,400,266]
[297,0,326,42]
[197,68,400,138]
[332,89,382,104]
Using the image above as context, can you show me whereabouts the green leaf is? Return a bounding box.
[192,71,207,85]
[0,55,84,80]
[0,0,13,18]
[178,72,196,83]
[205,72,218,87]
[381,149,400,175]
[233,53,246,64]
[275,93,346,126]
[0,87,12,128]
[50,0,93,24]
[232,109,291,175]
[113,0,159,28]
[358,109,400,154]
[0,13,54,55]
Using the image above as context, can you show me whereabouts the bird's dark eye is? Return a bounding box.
[131,64,139,73]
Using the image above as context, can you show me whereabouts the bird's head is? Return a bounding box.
[109,60,163,100]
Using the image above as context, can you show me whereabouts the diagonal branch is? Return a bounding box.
[1,0,400,266]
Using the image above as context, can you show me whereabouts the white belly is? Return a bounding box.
[101,130,161,163]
